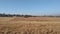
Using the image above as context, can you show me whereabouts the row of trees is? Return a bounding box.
[0,13,60,17]
[0,13,34,18]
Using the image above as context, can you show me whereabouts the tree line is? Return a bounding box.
[0,13,35,18]
[0,13,60,17]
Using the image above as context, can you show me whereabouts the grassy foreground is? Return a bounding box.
[0,17,60,34]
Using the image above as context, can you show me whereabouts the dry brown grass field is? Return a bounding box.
[0,17,60,34]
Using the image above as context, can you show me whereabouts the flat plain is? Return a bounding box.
[0,17,60,34]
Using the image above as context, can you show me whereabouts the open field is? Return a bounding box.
[0,17,60,34]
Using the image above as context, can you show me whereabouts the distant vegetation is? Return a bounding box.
[0,13,60,17]
[0,13,34,18]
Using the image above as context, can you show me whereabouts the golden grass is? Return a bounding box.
[0,17,60,34]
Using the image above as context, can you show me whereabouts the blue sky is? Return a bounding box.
[0,0,60,16]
